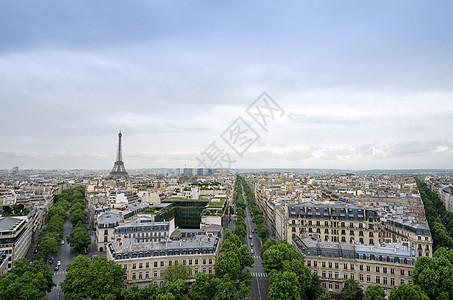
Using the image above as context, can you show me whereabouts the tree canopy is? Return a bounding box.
[61,255,125,300]
[389,283,429,300]
[340,279,364,300]
[364,285,385,300]
[67,223,91,252]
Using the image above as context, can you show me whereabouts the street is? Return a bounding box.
[241,182,269,300]
[44,216,103,299]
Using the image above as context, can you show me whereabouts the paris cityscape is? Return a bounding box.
[2,1,453,300]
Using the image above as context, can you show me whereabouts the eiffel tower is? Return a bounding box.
[110,130,129,177]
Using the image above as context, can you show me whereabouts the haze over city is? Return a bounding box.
[1,1,453,170]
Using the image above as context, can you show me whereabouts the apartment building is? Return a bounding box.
[295,236,415,296]
[0,216,32,271]
[285,202,381,246]
[107,227,221,287]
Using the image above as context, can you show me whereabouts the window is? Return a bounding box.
[314,261,318,267]
[154,262,158,268]
[154,271,158,277]
[400,279,405,284]
[146,262,149,268]
[335,283,340,290]
[367,275,371,282]
[195,268,198,274]
[350,230,354,235]
[383,267,387,274]
[139,272,142,279]
[376,276,380,284]
[344,264,348,269]
[325,229,329,234]
[359,238,364,243]
[376,267,380,273]
[391,268,395,275]
[383,277,387,285]
[350,273,354,279]
[189,260,192,265]
[133,264,136,270]
[169,261,172,266]
[391,278,395,286]
[359,274,364,281]
[329,271,332,279]
[203,259,206,264]
[344,273,348,279]
[161,261,164,267]
[328,283,332,290]
[360,265,363,271]
[329,262,332,268]
[322,262,326,268]
[145,272,149,278]
[209,259,213,264]
[335,272,339,279]
[132,273,136,280]
[369,232,374,237]
[123,264,127,269]
[307,261,311,267]
[195,259,199,264]
[203,268,206,273]
[314,269,318,275]
[335,263,339,269]
[408,270,412,276]
[139,263,142,269]
[322,271,326,278]
[183,260,186,265]
[350,264,354,270]
[209,267,213,274]
[400,270,405,276]
[366,266,370,272]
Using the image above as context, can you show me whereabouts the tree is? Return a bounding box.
[316,291,332,300]
[239,267,252,287]
[192,272,216,300]
[238,245,254,269]
[224,229,241,247]
[0,258,55,299]
[163,264,192,283]
[282,258,311,293]
[412,247,453,299]
[70,202,84,214]
[124,282,162,300]
[341,279,364,300]
[164,279,190,300]
[257,224,269,239]
[389,283,429,300]
[268,270,301,300]
[262,241,301,273]
[364,285,385,300]
[212,275,238,300]
[37,234,59,261]
[2,205,12,215]
[260,238,277,257]
[70,209,87,227]
[61,255,125,300]
[215,251,241,281]
[306,274,326,300]
[67,223,91,252]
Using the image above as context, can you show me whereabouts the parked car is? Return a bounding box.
[54,265,59,271]
[48,257,54,264]
[56,260,61,266]
[251,242,254,247]
[60,240,65,245]
[251,249,254,254]
[249,235,252,239]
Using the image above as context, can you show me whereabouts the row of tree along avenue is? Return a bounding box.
[66,187,90,253]
[239,176,269,239]
[415,178,453,249]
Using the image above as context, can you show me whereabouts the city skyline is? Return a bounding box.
[1,1,453,170]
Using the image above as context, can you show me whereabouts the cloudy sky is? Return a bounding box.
[1,1,453,170]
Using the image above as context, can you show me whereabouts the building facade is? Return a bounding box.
[294,236,416,296]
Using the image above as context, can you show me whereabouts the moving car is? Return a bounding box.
[54,265,59,271]
[251,242,254,247]
[249,235,252,239]
[60,240,65,245]
[56,260,61,266]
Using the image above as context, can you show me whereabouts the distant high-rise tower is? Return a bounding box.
[110,130,128,177]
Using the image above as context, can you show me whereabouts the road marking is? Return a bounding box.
[252,272,267,278]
